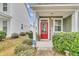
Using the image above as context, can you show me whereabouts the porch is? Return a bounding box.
[38,16,71,40]
[0,12,12,37]
[31,4,79,41]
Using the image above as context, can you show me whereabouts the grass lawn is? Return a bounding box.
[0,35,29,56]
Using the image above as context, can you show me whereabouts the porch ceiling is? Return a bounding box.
[30,3,79,18]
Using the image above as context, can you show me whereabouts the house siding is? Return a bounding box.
[78,12,79,32]
[10,3,30,35]
[0,3,30,37]
[63,15,72,32]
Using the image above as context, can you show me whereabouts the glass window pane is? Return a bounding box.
[3,21,7,33]
[3,3,7,11]
[55,26,61,31]
[21,24,23,30]
[42,22,46,33]
[55,20,61,26]
[3,7,7,11]
[3,3,7,7]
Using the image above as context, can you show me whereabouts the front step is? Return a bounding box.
[36,40,52,50]
[37,47,52,50]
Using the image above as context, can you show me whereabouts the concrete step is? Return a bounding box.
[36,40,52,50]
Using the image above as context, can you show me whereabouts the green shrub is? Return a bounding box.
[15,44,32,54]
[26,31,33,39]
[16,49,35,56]
[26,32,29,34]
[19,32,26,36]
[28,31,33,39]
[52,32,79,56]
[22,39,32,45]
[11,33,19,38]
[0,31,6,41]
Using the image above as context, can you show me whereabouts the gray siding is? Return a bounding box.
[63,15,72,32]
[78,12,79,31]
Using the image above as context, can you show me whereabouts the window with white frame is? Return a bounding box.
[3,21,7,33]
[53,18,63,32]
[3,3,7,11]
[55,20,61,31]
[21,24,23,30]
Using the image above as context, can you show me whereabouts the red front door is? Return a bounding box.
[40,20,48,39]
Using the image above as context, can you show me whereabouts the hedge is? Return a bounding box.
[22,39,32,45]
[16,49,35,56]
[15,44,32,54]
[0,31,6,41]
[19,32,26,36]
[11,33,19,39]
[26,31,33,39]
[52,32,79,56]
[14,38,36,56]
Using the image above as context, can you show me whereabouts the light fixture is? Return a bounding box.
[51,13,53,14]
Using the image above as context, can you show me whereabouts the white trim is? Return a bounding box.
[31,4,79,7]
[50,18,54,40]
[63,13,72,18]
[53,18,63,33]
[33,9,75,12]
[0,19,10,37]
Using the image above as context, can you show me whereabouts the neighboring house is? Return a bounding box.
[30,3,79,40]
[0,3,30,37]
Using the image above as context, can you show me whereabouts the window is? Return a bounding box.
[42,23,46,33]
[55,20,61,26]
[54,19,62,31]
[3,21,7,33]
[3,3,7,11]
[21,24,23,30]
[55,26,61,31]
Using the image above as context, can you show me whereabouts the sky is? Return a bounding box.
[25,3,35,26]
[25,3,37,31]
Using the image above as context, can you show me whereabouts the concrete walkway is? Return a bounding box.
[36,40,64,56]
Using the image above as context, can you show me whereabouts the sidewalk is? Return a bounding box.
[36,40,64,56]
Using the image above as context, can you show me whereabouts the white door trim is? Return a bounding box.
[39,18,49,40]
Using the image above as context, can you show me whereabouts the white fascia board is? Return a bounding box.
[31,4,79,7]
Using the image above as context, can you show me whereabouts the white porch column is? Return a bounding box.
[32,25,36,47]
[32,12,36,48]
[71,10,78,32]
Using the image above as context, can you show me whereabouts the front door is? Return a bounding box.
[40,20,48,39]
